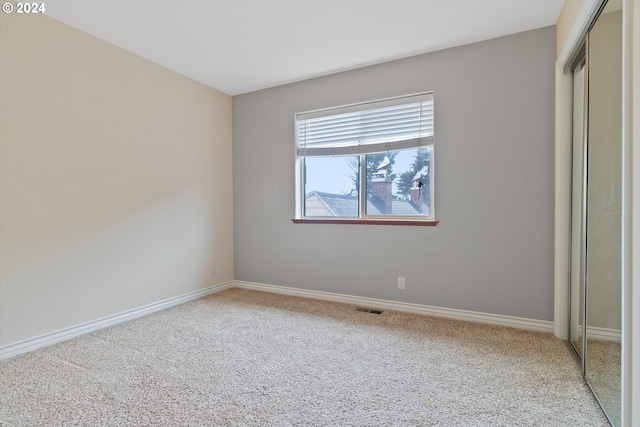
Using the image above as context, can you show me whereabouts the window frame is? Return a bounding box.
[294,93,437,226]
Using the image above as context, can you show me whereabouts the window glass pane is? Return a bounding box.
[365,147,431,216]
[304,156,359,218]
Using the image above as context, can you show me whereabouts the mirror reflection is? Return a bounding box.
[584,0,622,424]
[569,0,622,425]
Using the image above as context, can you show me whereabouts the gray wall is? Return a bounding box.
[233,26,556,321]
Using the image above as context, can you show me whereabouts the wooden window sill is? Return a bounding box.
[291,218,439,226]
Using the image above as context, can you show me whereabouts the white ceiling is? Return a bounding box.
[45,0,564,96]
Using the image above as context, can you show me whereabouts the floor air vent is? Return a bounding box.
[356,307,383,315]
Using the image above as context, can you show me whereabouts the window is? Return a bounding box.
[294,93,435,224]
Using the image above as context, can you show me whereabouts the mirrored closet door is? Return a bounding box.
[569,0,622,425]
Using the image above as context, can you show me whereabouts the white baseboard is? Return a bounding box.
[570,324,622,343]
[1,279,556,361]
[0,281,233,361]
[587,326,622,343]
[232,281,555,334]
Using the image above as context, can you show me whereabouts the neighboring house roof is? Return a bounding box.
[305,191,427,217]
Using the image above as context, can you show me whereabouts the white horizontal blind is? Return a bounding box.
[296,92,434,157]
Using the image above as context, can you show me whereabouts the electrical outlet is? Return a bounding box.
[209,265,216,276]
[397,276,406,290]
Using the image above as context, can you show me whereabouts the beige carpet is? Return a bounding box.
[0,288,609,426]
